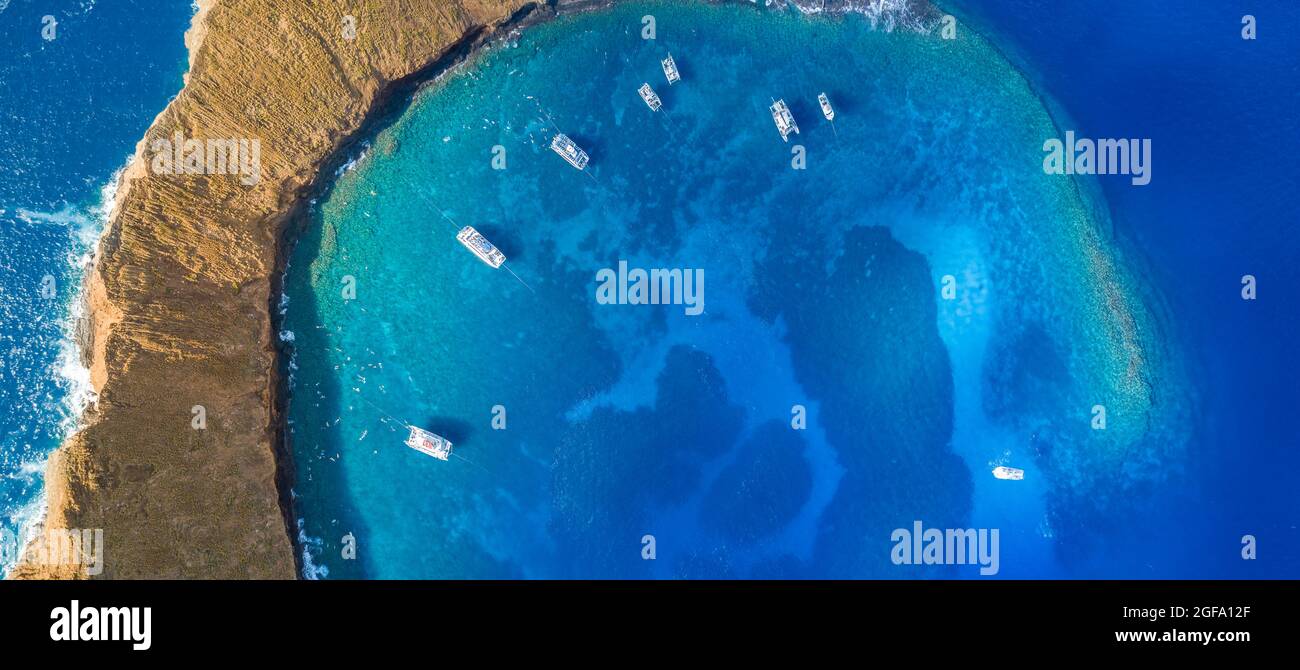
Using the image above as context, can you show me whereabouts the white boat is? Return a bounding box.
[818,92,835,121]
[662,53,681,84]
[405,425,453,461]
[770,98,799,142]
[992,466,1024,480]
[638,83,662,112]
[550,133,589,170]
[456,226,506,268]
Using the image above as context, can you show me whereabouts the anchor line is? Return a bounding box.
[538,114,600,187]
[422,196,463,233]
[352,384,490,472]
[424,194,536,294]
[531,96,563,134]
[427,95,617,293]
[351,383,410,430]
[661,107,678,134]
[451,451,492,474]
[531,96,601,186]
[502,263,537,294]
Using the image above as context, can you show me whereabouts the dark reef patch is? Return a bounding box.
[750,223,971,577]
[701,420,813,545]
[550,345,745,577]
[982,320,1070,428]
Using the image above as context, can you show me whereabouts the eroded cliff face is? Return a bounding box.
[13,0,532,579]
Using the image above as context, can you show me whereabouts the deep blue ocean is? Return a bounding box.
[0,0,193,575]
[0,0,1294,579]
[942,0,1300,577]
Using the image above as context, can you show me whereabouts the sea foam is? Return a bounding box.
[0,158,128,578]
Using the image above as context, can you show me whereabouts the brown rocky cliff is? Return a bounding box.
[12,0,533,579]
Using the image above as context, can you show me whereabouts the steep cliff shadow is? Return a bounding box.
[275,218,377,580]
[271,5,552,579]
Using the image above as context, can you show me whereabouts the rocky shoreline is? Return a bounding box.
[13,0,934,579]
[12,0,544,579]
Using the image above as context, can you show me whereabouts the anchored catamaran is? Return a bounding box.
[406,425,453,461]
[992,466,1025,480]
[550,133,590,170]
[456,226,506,268]
[662,53,681,84]
[639,83,662,111]
[818,92,835,121]
[770,98,799,142]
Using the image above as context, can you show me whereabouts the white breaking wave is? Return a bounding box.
[297,518,329,579]
[0,157,130,578]
[14,204,98,252]
[51,158,129,435]
[787,0,937,33]
[6,490,48,570]
[334,142,371,177]
[4,457,46,482]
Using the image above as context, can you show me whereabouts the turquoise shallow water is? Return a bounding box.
[282,1,1189,578]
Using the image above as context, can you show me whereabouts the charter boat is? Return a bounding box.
[770,98,799,142]
[639,83,662,111]
[405,425,453,461]
[456,226,506,268]
[662,53,681,84]
[992,466,1025,480]
[818,92,835,121]
[550,133,590,170]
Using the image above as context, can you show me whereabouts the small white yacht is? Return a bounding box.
[770,98,799,142]
[662,53,681,84]
[638,83,662,111]
[818,92,835,121]
[456,226,506,268]
[992,466,1025,481]
[550,133,590,170]
[405,425,453,461]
